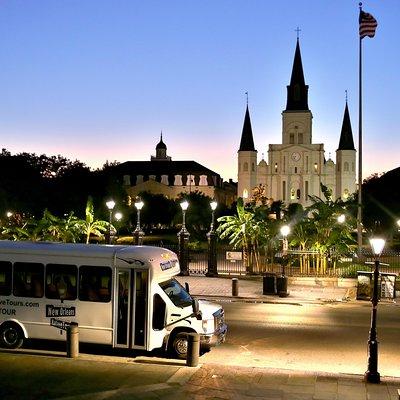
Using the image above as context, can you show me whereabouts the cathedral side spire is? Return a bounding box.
[285,38,309,111]
[337,101,355,150]
[238,105,256,151]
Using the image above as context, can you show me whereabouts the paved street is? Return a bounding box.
[1,276,400,399]
[201,301,400,377]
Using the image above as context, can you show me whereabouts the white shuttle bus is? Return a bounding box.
[0,241,227,358]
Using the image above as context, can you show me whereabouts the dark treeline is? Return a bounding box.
[0,148,126,221]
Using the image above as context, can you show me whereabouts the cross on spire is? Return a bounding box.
[295,27,301,39]
[245,91,248,105]
[345,90,348,102]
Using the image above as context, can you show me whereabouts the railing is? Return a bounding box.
[158,243,400,278]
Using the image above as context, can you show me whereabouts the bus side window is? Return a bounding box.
[79,266,112,303]
[152,294,166,331]
[0,261,12,296]
[45,264,78,301]
[13,262,44,298]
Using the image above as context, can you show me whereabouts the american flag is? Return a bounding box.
[359,10,378,39]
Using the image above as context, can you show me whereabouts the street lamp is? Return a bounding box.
[278,225,290,297]
[106,200,115,244]
[206,200,218,277]
[133,198,145,245]
[114,212,122,240]
[6,211,13,218]
[178,200,190,276]
[337,214,346,224]
[364,237,385,384]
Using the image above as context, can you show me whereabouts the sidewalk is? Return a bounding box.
[176,275,354,304]
[1,350,399,400]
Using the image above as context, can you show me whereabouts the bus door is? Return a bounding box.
[114,268,148,349]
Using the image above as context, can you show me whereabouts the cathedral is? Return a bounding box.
[237,39,356,207]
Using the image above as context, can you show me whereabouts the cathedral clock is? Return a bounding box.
[291,152,301,162]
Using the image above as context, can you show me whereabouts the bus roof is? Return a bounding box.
[0,241,180,278]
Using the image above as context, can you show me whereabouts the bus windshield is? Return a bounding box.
[159,278,192,307]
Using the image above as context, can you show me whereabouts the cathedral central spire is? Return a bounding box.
[285,38,309,111]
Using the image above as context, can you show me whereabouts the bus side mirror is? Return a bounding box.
[185,282,190,293]
[192,298,202,320]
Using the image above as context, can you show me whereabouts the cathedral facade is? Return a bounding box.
[237,39,356,207]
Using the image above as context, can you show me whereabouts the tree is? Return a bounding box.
[76,197,110,244]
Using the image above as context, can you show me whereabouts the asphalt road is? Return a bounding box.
[201,300,400,377]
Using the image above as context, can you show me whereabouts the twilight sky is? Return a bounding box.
[0,1,398,182]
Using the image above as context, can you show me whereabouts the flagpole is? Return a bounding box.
[357,2,363,257]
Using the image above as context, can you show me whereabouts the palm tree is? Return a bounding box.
[217,198,257,273]
[305,184,356,274]
[77,197,110,244]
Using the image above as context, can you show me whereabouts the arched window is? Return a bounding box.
[298,132,303,144]
[344,162,349,172]
[243,189,249,199]
[274,163,278,173]
[290,133,295,144]
[290,188,296,200]
[296,189,301,199]
[243,162,248,172]
[252,163,255,172]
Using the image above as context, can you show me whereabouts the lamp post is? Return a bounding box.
[278,225,290,297]
[337,214,346,224]
[133,198,144,245]
[114,212,122,240]
[364,237,385,384]
[106,200,115,244]
[178,200,190,276]
[206,200,218,277]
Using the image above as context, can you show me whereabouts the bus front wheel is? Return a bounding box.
[0,322,24,349]
[169,332,189,360]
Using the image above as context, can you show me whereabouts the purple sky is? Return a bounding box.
[0,1,398,181]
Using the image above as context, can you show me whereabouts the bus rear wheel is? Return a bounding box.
[169,332,189,360]
[0,323,24,349]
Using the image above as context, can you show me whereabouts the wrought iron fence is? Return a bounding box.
[158,242,400,278]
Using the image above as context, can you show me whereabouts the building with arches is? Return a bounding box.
[237,39,356,206]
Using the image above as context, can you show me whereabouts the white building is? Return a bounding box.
[237,39,356,207]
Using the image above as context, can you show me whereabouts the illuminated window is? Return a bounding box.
[274,163,278,173]
[343,189,349,199]
[243,189,248,199]
[290,189,295,200]
[314,163,318,172]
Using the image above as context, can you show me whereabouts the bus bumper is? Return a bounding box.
[200,323,227,349]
